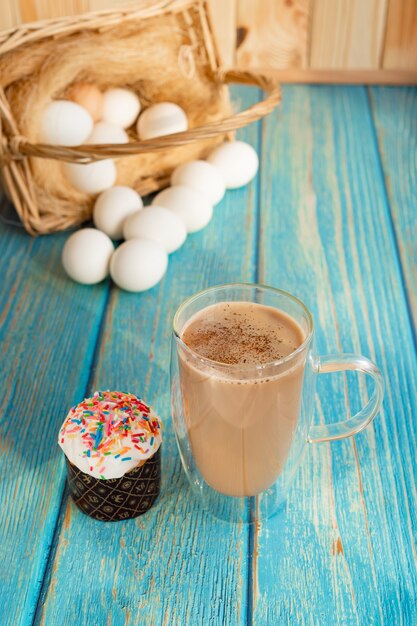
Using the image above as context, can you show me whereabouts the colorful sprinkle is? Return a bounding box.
[58,390,162,479]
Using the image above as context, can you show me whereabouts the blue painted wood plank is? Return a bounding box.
[34,86,261,626]
[0,221,109,626]
[252,86,417,625]
[369,87,417,336]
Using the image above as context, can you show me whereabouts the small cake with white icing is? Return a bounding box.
[58,390,162,521]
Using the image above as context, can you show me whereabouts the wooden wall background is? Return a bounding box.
[1,0,416,83]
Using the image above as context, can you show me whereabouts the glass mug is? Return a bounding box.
[170,284,384,523]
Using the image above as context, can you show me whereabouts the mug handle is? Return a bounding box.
[308,354,384,444]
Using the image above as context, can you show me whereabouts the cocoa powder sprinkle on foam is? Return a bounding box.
[182,303,304,366]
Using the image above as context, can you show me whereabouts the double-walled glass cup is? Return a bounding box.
[170,284,384,523]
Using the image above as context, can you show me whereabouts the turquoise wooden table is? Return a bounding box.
[1,85,416,626]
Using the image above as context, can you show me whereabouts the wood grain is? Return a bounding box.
[34,86,261,626]
[207,0,236,67]
[369,86,417,331]
[251,85,417,623]
[236,0,310,70]
[14,0,133,22]
[0,1,22,29]
[18,0,37,23]
[310,0,388,69]
[383,0,417,69]
[0,223,109,626]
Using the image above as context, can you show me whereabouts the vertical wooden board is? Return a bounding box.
[19,0,38,23]
[382,0,417,69]
[30,0,90,20]
[236,0,310,70]
[369,86,417,330]
[310,0,388,69]
[0,1,22,29]
[78,0,139,15]
[207,0,237,67]
[0,221,109,626]
[2,0,59,26]
[35,86,261,626]
[252,86,417,624]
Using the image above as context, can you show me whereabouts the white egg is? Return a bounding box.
[93,186,143,239]
[171,160,225,205]
[41,100,93,146]
[137,102,188,140]
[102,88,141,129]
[152,186,212,234]
[110,239,168,292]
[63,159,116,194]
[207,141,259,189]
[62,228,114,284]
[123,206,187,253]
[87,122,129,145]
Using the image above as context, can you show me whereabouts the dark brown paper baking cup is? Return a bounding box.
[66,448,161,521]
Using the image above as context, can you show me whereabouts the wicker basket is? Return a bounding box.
[0,0,280,235]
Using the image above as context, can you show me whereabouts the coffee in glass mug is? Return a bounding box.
[170,284,384,522]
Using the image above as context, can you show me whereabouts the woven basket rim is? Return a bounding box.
[0,0,198,55]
